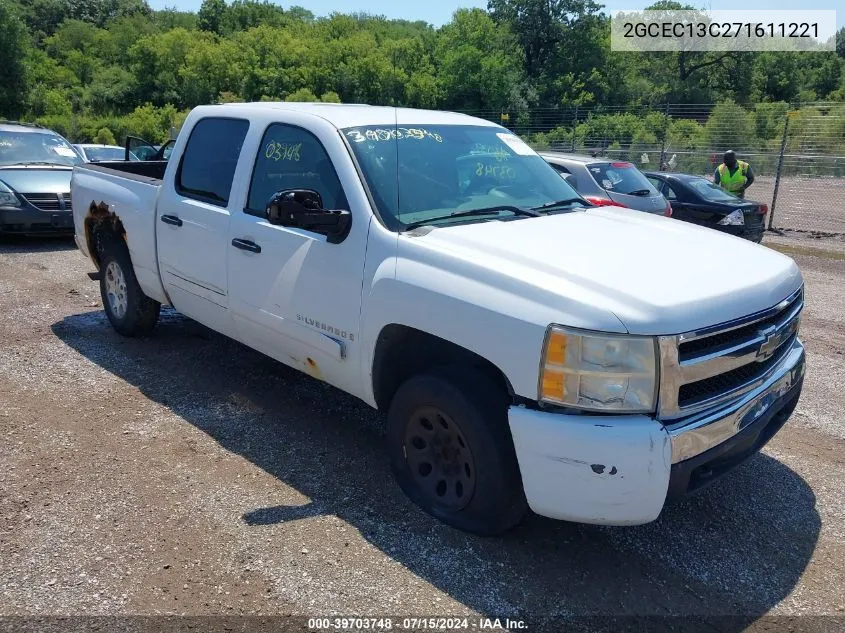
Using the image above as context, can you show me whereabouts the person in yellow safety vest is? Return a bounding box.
[714,150,755,199]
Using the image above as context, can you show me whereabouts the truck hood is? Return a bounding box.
[414,207,802,335]
[0,166,73,193]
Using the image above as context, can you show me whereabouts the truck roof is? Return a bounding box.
[215,102,499,130]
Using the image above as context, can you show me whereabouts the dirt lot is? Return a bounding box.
[1,234,844,630]
[744,176,845,236]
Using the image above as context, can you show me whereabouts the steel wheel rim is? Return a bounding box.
[104,260,128,320]
[403,406,476,512]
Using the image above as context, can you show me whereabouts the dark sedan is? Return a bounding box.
[645,172,768,242]
[0,121,81,235]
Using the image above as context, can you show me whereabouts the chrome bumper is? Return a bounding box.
[666,338,805,464]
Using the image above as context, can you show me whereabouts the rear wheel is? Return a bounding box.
[387,367,527,535]
[98,233,160,336]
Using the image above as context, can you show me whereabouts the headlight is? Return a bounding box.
[539,325,658,413]
[0,180,21,208]
[718,209,744,226]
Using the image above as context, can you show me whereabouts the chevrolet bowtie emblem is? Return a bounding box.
[757,325,781,361]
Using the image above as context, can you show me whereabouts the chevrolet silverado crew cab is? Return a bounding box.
[70,103,805,535]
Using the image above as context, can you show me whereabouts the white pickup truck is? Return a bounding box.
[71,103,806,535]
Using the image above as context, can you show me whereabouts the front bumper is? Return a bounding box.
[508,338,805,525]
[0,205,74,234]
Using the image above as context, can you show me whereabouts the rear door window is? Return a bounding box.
[176,118,249,206]
[588,162,658,195]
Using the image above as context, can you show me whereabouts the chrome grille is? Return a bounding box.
[21,193,68,211]
[658,287,803,419]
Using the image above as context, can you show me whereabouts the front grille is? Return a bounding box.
[678,333,796,407]
[21,193,65,211]
[679,289,802,360]
[659,287,803,419]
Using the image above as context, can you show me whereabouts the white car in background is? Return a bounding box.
[73,144,139,163]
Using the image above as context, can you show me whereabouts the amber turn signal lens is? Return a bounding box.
[545,330,567,366]
[541,369,565,401]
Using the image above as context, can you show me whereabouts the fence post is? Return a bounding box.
[658,102,670,169]
[769,114,790,230]
[570,105,579,152]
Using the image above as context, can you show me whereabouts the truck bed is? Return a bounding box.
[80,160,168,183]
[70,160,169,305]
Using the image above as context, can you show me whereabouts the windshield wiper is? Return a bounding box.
[627,189,652,196]
[531,197,590,211]
[403,205,541,231]
[15,161,68,167]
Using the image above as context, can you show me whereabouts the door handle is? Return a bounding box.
[231,238,261,254]
[161,215,182,227]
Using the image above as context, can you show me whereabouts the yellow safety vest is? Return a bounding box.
[717,161,749,193]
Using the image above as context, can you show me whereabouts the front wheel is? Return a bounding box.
[98,234,160,337]
[386,368,527,535]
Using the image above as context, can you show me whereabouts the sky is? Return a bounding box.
[147,0,843,29]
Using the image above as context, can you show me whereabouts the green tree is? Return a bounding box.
[93,127,117,144]
[197,0,226,34]
[232,25,313,101]
[88,65,136,112]
[0,2,29,118]
[16,0,69,40]
[130,28,217,106]
[705,101,757,151]
[287,6,315,23]
[488,0,600,78]
[437,8,523,110]
[751,53,800,103]
[152,8,198,30]
[285,87,319,102]
[7,0,845,135]
[180,38,240,106]
[223,0,289,33]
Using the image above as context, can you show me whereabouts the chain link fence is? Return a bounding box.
[461,102,845,235]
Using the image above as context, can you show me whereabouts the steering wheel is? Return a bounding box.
[463,175,499,196]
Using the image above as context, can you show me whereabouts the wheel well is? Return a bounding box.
[84,201,126,268]
[372,324,514,412]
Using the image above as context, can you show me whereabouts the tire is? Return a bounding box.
[386,367,528,536]
[97,232,160,337]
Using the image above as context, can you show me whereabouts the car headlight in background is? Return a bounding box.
[718,209,744,226]
[539,326,658,413]
[0,181,21,208]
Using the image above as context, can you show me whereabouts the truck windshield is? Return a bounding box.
[342,124,584,230]
[0,131,82,167]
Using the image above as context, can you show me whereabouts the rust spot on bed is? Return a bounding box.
[84,201,126,265]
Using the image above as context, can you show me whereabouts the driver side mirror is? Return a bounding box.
[560,173,577,188]
[265,189,352,244]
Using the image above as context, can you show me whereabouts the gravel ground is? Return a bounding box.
[0,234,844,630]
[737,176,845,235]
